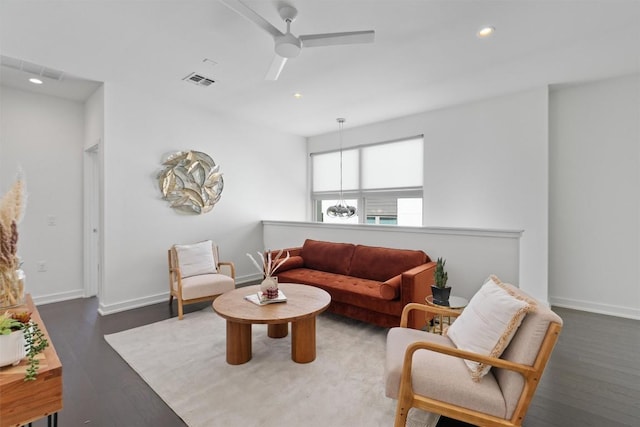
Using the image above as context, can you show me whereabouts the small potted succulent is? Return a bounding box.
[0,311,48,380]
[431,257,451,305]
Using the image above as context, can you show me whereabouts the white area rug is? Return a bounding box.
[105,307,439,427]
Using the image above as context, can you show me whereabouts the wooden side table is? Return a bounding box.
[0,294,62,427]
[425,295,468,334]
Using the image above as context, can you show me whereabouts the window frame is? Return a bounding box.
[310,136,424,225]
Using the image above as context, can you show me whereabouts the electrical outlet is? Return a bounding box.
[37,261,47,272]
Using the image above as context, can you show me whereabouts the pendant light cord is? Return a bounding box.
[326,118,356,218]
[337,118,345,202]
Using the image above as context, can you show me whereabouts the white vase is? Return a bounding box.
[0,329,26,367]
[260,276,278,292]
[260,276,279,299]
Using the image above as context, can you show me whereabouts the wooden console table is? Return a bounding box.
[0,294,62,427]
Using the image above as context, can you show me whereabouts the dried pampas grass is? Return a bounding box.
[0,174,25,269]
[0,175,26,306]
[0,174,25,231]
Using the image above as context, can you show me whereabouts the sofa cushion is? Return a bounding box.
[348,244,428,282]
[300,239,356,275]
[273,255,305,274]
[276,269,403,315]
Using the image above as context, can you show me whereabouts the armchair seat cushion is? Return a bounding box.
[176,273,235,300]
[385,327,507,418]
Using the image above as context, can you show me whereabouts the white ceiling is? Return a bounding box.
[1,0,639,137]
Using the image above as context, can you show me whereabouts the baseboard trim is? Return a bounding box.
[98,292,169,316]
[549,296,640,320]
[98,276,260,316]
[32,289,85,306]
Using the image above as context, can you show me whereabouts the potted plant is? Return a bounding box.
[0,311,48,380]
[431,257,451,305]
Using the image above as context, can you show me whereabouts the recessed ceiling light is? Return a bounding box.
[293,93,303,99]
[477,26,495,38]
[29,77,43,84]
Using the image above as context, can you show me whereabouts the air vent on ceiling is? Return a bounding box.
[0,55,65,81]
[182,72,216,87]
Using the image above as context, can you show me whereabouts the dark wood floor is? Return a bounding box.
[28,298,640,426]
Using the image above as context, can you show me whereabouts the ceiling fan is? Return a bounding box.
[220,0,375,80]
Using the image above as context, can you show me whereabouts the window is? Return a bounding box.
[311,137,423,225]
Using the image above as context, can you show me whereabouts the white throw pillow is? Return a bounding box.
[174,240,217,278]
[446,275,535,381]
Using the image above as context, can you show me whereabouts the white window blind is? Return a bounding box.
[362,138,423,189]
[312,149,358,192]
[311,136,424,225]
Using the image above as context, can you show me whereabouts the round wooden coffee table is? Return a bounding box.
[212,283,331,365]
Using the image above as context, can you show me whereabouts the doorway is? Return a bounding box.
[84,142,102,300]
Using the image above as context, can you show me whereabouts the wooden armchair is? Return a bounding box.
[385,279,562,427]
[168,240,235,319]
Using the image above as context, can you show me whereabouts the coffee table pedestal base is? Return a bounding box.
[225,319,317,364]
[292,317,316,363]
[268,323,288,338]
[226,321,252,365]
[214,284,330,365]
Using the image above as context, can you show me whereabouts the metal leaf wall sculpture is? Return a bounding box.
[157,151,224,214]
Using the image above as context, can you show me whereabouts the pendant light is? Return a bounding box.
[326,118,357,218]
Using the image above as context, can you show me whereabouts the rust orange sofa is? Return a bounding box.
[271,239,436,329]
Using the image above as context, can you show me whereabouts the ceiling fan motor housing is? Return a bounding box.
[275,33,301,58]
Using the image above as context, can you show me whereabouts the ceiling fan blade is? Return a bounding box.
[219,0,283,38]
[265,55,287,81]
[300,30,375,48]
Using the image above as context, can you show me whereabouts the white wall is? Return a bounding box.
[263,221,521,301]
[549,73,640,319]
[99,83,307,313]
[0,86,85,302]
[308,88,549,302]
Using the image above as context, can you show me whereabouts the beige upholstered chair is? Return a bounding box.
[168,240,235,320]
[385,277,562,427]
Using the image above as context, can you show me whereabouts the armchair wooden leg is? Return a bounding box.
[178,301,184,320]
[394,396,411,427]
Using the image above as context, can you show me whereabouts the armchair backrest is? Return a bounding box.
[170,240,219,279]
[494,284,563,420]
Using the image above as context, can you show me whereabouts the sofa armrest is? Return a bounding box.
[400,261,437,329]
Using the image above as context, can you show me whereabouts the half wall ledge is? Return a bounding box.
[262,221,523,301]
